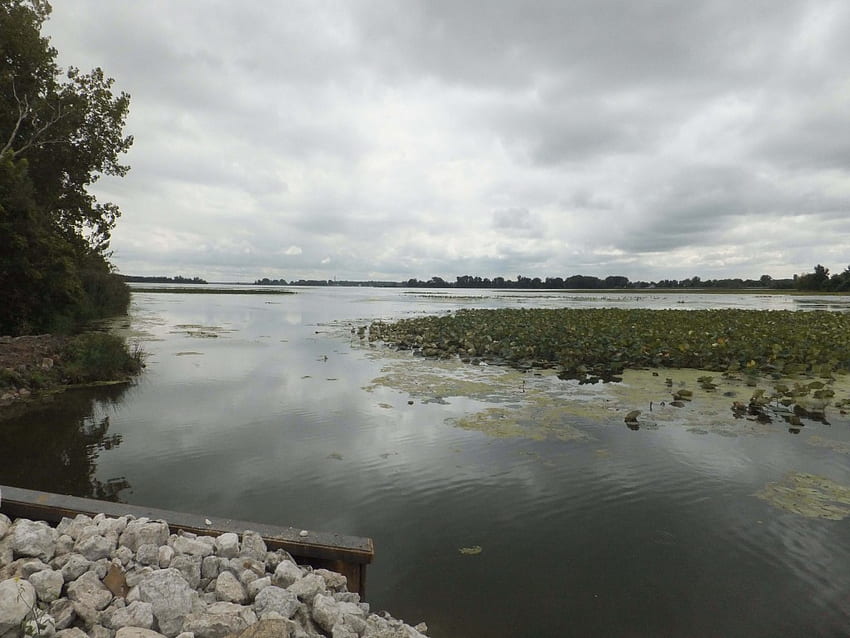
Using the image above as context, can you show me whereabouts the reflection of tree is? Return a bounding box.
[0,385,131,500]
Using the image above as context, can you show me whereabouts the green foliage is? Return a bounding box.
[0,0,132,335]
[371,308,850,383]
[796,264,850,292]
[62,332,143,383]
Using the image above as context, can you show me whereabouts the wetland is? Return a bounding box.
[2,287,850,636]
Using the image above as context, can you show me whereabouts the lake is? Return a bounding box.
[3,287,850,637]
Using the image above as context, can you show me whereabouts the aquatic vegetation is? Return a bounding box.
[755,472,850,520]
[369,308,850,382]
[806,435,850,455]
[458,545,482,555]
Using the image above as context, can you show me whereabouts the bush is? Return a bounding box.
[62,333,143,384]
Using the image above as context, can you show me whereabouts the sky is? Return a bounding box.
[43,0,850,283]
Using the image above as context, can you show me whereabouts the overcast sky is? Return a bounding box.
[44,0,850,283]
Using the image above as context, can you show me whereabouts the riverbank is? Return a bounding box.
[0,510,427,637]
[0,334,142,416]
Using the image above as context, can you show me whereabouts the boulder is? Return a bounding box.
[67,570,113,611]
[171,555,202,590]
[169,536,213,558]
[115,628,169,638]
[119,521,169,553]
[238,532,266,563]
[0,578,36,634]
[55,628,89,638]
[287,573,326,603]
[61,554,93,582]
[11,519,58,561]
[311,594,340,633]
[182,602,257,638]
[214,571,245,604]
[76,534,116,562]
[137,568,195,637]
[0,515,10,541]
[136,544,160,567]
[49,598,76,630]
[252,586,299,619]
[232,618,293,638]
[29,568,65,603]
[213,533,239,559]
[102,600,155,631]
[271,561,302,589]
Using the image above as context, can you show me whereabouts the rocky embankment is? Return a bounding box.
[0,512,427,638]
[0,335,65,408]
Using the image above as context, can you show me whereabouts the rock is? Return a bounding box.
[57,515,94,541]
[158,546,174,569]
[0,538,12,570]
[271,561,302,589]
[252,586,299,619]
[50,598,76,630]
[137,568,195,638]
[0,515,9,541]
[171,555,202,590]
[97,516,129,538]
[232,618,293,638]
[72,600,101,630]
[0,578,36,634]
[67,570,113,611]
[119,521,169,553]
[287,573,326,603]
[314,569,347,592]
[115,546,134,567]
[214,571,245,604]
[213,534,238,559]
[76,534,116,562]
[246,576,270,601]
[29,568,65,603]
[182,602,256,638]
[90,624,115,638]
[169,536,213,559]
[238,532,266,562]
[311,594,341,633]
[125,567,155,588]
[200,556,219,581]
[104,563,130,598]
[55,534,76,557]
[56,628,89,638]
[61,554,93,582]
[102,600,155,631]
[137,544,160,567]
[11,519,58,561]
[22,611,56,637]
[115,628,169,638]
[19,558,51,578]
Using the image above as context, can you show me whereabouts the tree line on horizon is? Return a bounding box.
[250,265,850,291]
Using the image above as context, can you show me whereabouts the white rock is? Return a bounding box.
[137,568,195,638]
[29,568,65,603]
[56,628,89,638]
[171,555,202,590]
[287,573,326,603]
[125,567,155,588]
[76,534,115,562]
[314,569,347,592]
[200,556,219,580]
[71,600,101,629]
[49,598,76,630]
[213,534,238,559]
[182,602,256,638]
[119,521,169,553]
[115,546,134,567]
[170,537,213,558]
[214,571,245,604]
[55,534,75,557]
[246,576,271,601]
[253,586,299,619]
[97,516,130,538]
[158,546,174,569]
[56,515,93,540]
[271,561,302,589]
[67,570,113,611]
[102,600,155,631]
[0,515,10,541]
[136,544,160,567]
[19,558,51,578]
[22,611,55,637]
[11,519,58,561]
[239,532,266,562]
[0,578,36,634]
[61,554,93,582]
[115,628,169,638]
[311,594,340,633]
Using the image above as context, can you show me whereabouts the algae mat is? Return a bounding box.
[755,472,850,520]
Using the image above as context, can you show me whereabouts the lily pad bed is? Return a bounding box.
[368,308,850,383]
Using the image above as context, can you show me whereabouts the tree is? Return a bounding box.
[796,264,830,291]
[0,0,132,334]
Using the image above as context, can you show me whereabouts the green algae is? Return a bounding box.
[806,435,850,455]
[459,545,482,555]
[755,472,850,520]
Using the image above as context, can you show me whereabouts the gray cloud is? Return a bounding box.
[41,0,850,282]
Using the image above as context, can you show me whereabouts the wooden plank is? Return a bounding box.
[0,485,373,594]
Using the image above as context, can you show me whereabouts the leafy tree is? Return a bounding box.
[0,0,132,334]
[796,264,831,291]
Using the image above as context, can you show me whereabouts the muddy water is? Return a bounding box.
[2,288,850,637]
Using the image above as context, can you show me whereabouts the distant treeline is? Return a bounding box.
[252,266,850,291]
[122,275,208,284]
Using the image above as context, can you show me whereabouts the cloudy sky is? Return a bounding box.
[44,0,850,283]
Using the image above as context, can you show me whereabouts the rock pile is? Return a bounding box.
[0,512,427,638]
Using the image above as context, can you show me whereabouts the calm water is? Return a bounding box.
[3,288,850,637]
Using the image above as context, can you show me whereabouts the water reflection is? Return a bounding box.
[0,384,132,500]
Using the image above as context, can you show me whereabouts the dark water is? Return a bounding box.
[3,288,850,637]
